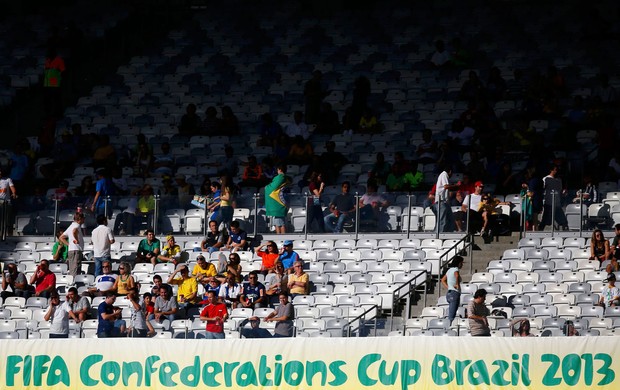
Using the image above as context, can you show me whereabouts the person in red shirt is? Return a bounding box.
[29,259,56,298]
[199,290,228,339]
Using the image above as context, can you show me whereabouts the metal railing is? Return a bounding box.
[389,270,429,332]
[344,304,380,337]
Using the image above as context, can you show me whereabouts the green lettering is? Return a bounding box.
[48,356,70,386]
[6,355,22,387]
[541,354,561,386]
[400,360,421,390]
[582,354,593,386]
[491,360,509,386]
[274,355,283,386]
[80,354,103,386]
[180,357,200,387]
[468,360,490,385]
[284,361,304,386]
[358,353,381,386]
[223,362,240,387]
[521,354,531,386]
[201,362,222,387]
[258,355,273,386]
[305,361,328,386]
[122,362,143,387]
[100,361,120,386]
[23,355,32,386]
[145,356,160,387]
[33,355,51,386]
[378,360,398,386]
[562,354,581,386]
[328,361,347,386]
[159,362,179,387]
[455,359,471,385]
[236,362,258,387]
[431,354,454,385]
[595,353,615,386]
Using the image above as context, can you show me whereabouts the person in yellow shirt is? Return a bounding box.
[167,265,199,312]
[287,261,308,297]
[192,254,217,280]
[158,235,182,266]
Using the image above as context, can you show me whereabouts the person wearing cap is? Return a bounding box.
[158,235,182,266]
[599,273,620,307]
[279,240,301,273]
[167,265,199,313]
[45,291,80,338]
[461,181,485,234]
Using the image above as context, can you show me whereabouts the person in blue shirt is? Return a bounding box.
[240,271,266,309]
[279,240,301,273]
[91,168,114,217]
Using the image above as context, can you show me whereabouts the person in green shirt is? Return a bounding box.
[52,229,68,262]
[136,229,161,264]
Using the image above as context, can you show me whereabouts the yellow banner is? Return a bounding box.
[0,336,617,389]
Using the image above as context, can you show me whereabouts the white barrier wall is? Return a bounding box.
[0,336,618,389]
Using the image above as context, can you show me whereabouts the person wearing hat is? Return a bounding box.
[599,273,620,308]
[158,235,182,266]
[461,181,485,234]
[279,240,301,273]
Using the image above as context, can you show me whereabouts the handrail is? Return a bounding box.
[343,304,380,337]
[389,270,429,332]
[436,234,471,298]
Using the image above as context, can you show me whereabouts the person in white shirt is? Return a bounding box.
[45,291,80,338]
[91,215,115,277]
[461,181,485,234]
[435,167,461,232]
[285,111,309,139]
[599,273,620,307]
[60,212,85,276]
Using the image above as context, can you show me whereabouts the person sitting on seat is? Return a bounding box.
[158,235,182,266]
[136,229,161,264]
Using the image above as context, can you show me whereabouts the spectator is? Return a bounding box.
[202,106,221,135]
[255,241,279,274]
[430,39,450,67]
[538,165,568,231]
[278,240,302,273]
[92,135,116,169]
[219,275,242,309]
[152,142,174,177]
[304,70,327,124]
[67,286,90,322]
[59,211,85,277]
[97,291,124,338]
[240,271,266,309]
[112,262,135,296]
[240,316,272,338]
[199,290,229,339]
[137,185,156,229]
[91,169,114,217]
[590,229,611,266]
[45,291,80,338]
[218,176,235,230]
[192,254,217,280]
[220,106,240,136]
[114,196,138,236]
[175,174,195,209]
[225,221,248,252]
[511,319,534,337]
[461,181,485,234]
[51,229,68,262]
[287,260,308,298]
[358,108,379,133]
[440,256,464,325]
[265,261,288,307]
[359,180,389,224]
[435,166,461,232]
[43,47,65,117]
[287,135,314,166]
[167,265,199,312]
[178,103,201,136]
[208,181,222,224]
[154,286,178,323]
[264,294,294,337]
[258,113,283,147]
[265,164,292,234]
[143,292,155,321]
[200,220,227,254]
[91,215,115,277]
[223,253,243,284]
[84,260,117,297]
[29,259,56,298]
[467,289,491,336]
[285,111,309,140]
[599,273,620,307]
[370,152,391,186]
[240,155,266,190]
[158,235,182,266]
[307,171,326,233]
[218,146,239,179]
[324,181,356,234]
[1,263,30,300]
[319,141,348,185]
[136,229,161,264]
[127,288,155,337]
[315,102,340,135]
[573,175,598,206]
[416,129,438,164]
